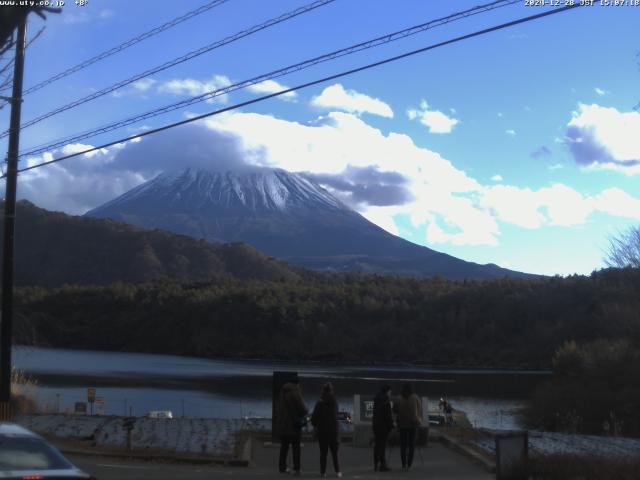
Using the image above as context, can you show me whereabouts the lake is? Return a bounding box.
[13,346,550,430]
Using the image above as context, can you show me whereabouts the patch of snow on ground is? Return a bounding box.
[16,414,256,457]
[471,430,640,458]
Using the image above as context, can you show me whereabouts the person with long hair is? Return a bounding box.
[311,382,342,478]
[372,384,394,472]
[394,382,422,471]
[276,380,308,475]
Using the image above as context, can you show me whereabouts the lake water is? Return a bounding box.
[13,346,549,430]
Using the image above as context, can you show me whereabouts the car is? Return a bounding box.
[0,423,95,479]
[146,410,173,419]
[337,411,352,424]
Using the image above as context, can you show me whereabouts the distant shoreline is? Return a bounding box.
[14,344,553,373]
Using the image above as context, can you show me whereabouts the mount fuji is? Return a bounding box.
[86,167,528,279]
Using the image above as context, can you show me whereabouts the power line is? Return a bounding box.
[18,0,519,158]
[0,26,45,111]
[6,3,583,180]
[0,0,336,140]
[2,0,231,96]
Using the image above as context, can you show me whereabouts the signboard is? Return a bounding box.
[74,402,87,415]
[360,397,375,422]
[95,396,106,416]
[87,387,96,403]
[353,395,429,424]
[353,395,376,424]
[496,432,528,480]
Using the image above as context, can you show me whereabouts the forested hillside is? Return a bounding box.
[14,268,640,367]
[1,200,303,286]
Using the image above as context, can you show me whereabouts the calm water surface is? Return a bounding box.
[13,346,547,429]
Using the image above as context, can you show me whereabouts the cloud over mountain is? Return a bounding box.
[12,108,640,250]
[565,103,640,175]
[407,100,459,134]
[311,83,393,118]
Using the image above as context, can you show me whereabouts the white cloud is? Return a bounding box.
[505,129,516,136]
[132,78,156,92]
[310,84,393,118]
[203,111,640,246]
[594,87,609,96]
[111,78,157,99]
[63,11,90,24]
[247,80,297,101]
[360,206,401,236]
[497,112,504,118]
[407,100,459,134]
[565,103,640,174]
[593,188,640,220]
[481,185,546,229]
[14,109,640,251]
[158,75,232,103]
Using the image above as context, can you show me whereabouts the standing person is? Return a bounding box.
[276,380,309,475]
[311,382,342,478]
[394,382,422,471]
[372,385,394,472]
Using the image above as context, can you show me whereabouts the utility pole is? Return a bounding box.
[0,19,27,421]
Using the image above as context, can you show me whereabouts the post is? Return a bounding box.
[0,19,27,421]
[124,398,127,417]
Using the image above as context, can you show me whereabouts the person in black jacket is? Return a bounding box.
[311,382,342,478]
[276,381,308,475]
[372,384,394,472]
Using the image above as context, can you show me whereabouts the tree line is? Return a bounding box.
[12,267,640,369]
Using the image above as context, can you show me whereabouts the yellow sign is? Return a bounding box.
[87,387,96,403]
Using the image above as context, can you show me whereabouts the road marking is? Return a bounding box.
[97,463,151,469]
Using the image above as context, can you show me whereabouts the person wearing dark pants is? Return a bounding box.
[372,384,394,472]
[311,382,342,478]
[276,381,308,474]
[279,434,301,473]
[394,382,422,471]
[399,427,417,470]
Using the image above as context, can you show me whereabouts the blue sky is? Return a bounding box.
[1,0,639,276]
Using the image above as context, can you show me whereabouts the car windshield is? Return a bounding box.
[0,437,73,470]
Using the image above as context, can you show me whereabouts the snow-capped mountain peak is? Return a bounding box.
[95,167,345,213]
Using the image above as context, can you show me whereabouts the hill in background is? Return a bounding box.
[87,167,532,280]
[1,200,302,287]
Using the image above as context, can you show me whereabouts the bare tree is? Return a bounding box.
[605,226,640,269]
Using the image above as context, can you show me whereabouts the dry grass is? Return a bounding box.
[10,367,39,414]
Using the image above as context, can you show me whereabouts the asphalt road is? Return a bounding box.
[68,441,493,480]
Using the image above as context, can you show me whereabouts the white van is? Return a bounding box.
[146,410,173,419]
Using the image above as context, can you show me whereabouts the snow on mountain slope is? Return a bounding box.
[86,166,530,280]
[94,168,345,214]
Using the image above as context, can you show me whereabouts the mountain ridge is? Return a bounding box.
[1,199,303,287]
[86,167,532,280]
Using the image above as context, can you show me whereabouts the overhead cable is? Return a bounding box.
[6,3,583,179]
[18,0,519,157]
[6,0,231,96]
[0,0,336,139]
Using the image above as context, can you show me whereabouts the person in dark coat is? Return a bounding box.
[276,381,308,474]
[372,384,394,471]
[394,382,422,471]
[311,382,342,478]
